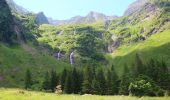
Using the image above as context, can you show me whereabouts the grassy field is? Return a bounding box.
[0,44,70,87]
[112,30,170,75]
[0,88,169,100]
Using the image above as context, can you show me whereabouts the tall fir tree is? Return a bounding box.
[110,65,119,95]
[50,69,58,92]
[72,68,82,94]
[157,60,170,91]
[95,68,106,95]
[60,68,67,91]
[134,53,144,76]
[82,66,94,94]
[64,71,73,94]
[42,71,50,90]
[119,64,131,95]
[25,69,32,89]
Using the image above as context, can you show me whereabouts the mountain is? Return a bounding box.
[0,0,70,88]
[6,0,29,14]
[48,11,118,25]
[1,0,170,92]
[35,12,49,24]
[124,0,149,16]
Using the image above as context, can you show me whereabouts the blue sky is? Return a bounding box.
[13,0,136,20]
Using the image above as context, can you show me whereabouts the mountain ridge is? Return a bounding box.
[48,11,118,25]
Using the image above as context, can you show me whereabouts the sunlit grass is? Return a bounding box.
[0,88,169,100]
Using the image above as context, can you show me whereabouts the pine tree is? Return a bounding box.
[64,71,73,94]
[42,71,50,90]
[110,65,119,95]
[95,68,106,95]
[119,64,131,95]
[157,60,170,91]
[82,66,94,94]
[25,69,32,89]
[106,69,112,95]
[72,68,82,94]
[134,53,144,76]
[50,69,58,92]
[60,68,67,91]
[92,77,100,94]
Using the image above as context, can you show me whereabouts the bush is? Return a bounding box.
[129,75,164,97]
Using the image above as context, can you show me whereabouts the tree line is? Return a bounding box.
[25,54,170,96]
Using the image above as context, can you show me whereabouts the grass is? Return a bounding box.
[0,88,169,100]
[112,30,170,75]
[0,44,70,88]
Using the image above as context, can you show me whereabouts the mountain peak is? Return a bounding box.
[36,12,49,24]
[124,0,149,16]
[48,11,118,25]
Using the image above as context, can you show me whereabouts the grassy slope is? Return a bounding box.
[0,88,169,100]
[112,30,170,75]
[0,44,70,88]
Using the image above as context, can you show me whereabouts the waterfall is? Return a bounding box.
[70,51,74,65]
[57,51,61,60]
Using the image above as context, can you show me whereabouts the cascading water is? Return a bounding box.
[70,51,74,65]
[57,51,61,60]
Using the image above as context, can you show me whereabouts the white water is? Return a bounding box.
[57,51,61,60]
[70,51,74,65]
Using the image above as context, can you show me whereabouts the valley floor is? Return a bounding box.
[0,88,169,100]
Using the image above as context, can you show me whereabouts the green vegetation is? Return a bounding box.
[0,0,16,43]
[0,44,70,88]
[0,89,169,100]
[0,0,170,98]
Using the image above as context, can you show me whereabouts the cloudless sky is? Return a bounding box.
[13,0,136,20]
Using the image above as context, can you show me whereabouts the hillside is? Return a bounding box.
[107,0,170,70]
[0,0,70,88]
[0,0,170,96]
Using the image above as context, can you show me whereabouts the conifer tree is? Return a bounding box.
[134,53,144,76]
[60,68,67,91]
[42,71,50,90]
[64,71,73,94]
[50,69,58,92]
[82,66,94,94]
[72,68,82,94]
[95,68,106,95]
[25,69,32,89]
[119,64,131,95]
[110,65,119,95]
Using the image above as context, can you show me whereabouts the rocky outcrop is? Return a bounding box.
[6,0,29,14]
[124,0,149,16]
[36,12,49,24]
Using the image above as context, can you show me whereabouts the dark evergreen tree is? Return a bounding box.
[42,71,50,90]
[157,60,170,91]
[92,77,100,94]
[60,68,67,91]
[82,66,94,94]
[25,69,32,89]
[95,68,106,95]
[64,71,73,94]
[119,64,131,95]
[72,68,82,94]
[50,69,58,92]
[110,65,119,95]
[134,53,144,76]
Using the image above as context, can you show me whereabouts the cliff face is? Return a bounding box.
[6,0,29,14]
[124,0,149,16]
[0,0,16,43]
[35,12,49,24]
